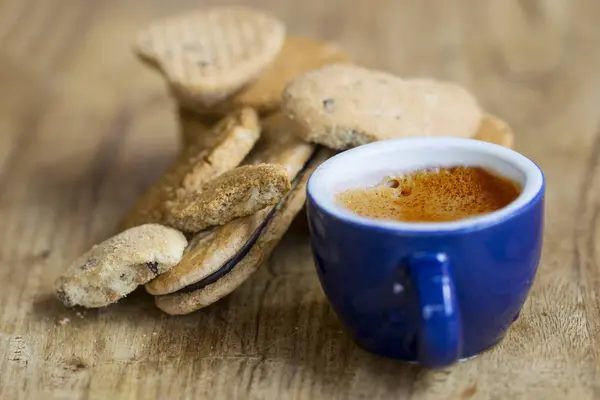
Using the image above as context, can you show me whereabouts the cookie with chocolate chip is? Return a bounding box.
[55,224,187,308]
[282,64,483,150]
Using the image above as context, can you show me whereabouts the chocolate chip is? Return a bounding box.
[386,179,400,188]
[74,361,87,370]
[81,259,96,270]
[147,262,159,275]
[197,60,210,67]
[64,358,87,372]
[400,188,412,196]
[322,98,335,113]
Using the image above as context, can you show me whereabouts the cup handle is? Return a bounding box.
[407,252,463,368]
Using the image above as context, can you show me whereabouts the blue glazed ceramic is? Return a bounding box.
[306,137,544,368]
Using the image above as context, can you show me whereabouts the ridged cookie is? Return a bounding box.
[55,224,187,308]
[190,36,351,117]
[282,64,483,150]
[153,148,331,315]
[474,114,515,149]
[145,112,315,296]
[164,163,291,232]
[135,7,286,108]
[121,108,260,230]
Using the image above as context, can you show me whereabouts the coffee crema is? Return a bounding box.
[336,166,521,223]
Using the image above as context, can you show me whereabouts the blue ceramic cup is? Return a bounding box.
[306,137,544,368]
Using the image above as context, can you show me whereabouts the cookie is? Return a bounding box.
[474,114,515,149]
[121,108,260,230]
[135,6,286,108]
[177,107,216,148]
[153,148,331,315]
[146,112,315,296]
[190,36,351,117]
[164,163,291,232]
[55,224,187,308]
[282,64,483,150]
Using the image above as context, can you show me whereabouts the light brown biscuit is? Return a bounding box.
[165,164,291,232]
[153,149,331,315]
[145,112,315,295]
[135,7,286,108]
[55,224,187,308]
[473,114,515,149]
[121,108,260,230]
[282,64,483,150]
[191,36,351,117]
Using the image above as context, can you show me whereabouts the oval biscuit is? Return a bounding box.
[282,64,483,150]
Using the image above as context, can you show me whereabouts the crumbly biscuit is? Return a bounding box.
[153,149,331,315]
[474,114,515,149]
[282,64,483,150]
[145,112,315,296]
[121,108,260,230]
[135,7,285,108]
[190,36,351,117]
[165,163,290,232]
[55,224,187,308]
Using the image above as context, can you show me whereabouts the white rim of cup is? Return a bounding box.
[307,137,544,233]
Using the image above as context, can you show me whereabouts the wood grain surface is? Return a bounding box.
[0,0,599,399]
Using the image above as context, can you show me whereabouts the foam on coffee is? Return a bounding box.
[336,166,521,223]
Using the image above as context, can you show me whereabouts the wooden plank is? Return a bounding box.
[0,0,599,398]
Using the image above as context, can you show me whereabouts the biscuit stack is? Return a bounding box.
[55,6,515,315]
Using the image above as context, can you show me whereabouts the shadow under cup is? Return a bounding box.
[306,138,544,369]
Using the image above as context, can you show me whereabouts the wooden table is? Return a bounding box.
[0,0,598,398]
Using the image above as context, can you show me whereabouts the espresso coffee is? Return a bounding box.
[336,166,521,223]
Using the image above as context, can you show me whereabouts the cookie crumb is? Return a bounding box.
[75,312,84,319]
[58,318,71,326]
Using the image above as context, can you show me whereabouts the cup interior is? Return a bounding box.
[308,137,544,232]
